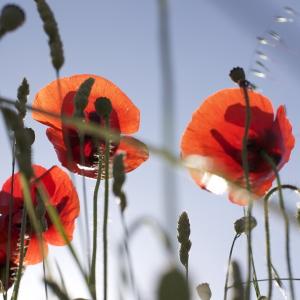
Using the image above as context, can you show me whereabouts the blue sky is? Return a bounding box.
[1,0,300,299]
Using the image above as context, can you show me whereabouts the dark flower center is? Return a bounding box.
[211,129,282,174]
[61,92,120,170]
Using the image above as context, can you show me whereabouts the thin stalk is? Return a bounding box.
[185,262,189,282]
[227,277,300,289]
[249,246,260,298]
[4,139,16,299]
[224,233,240,300]
[89,143,103,298]
[79,134,92,271]
[261,151,294,300]
[103,117,110,300]
[264,195,272,298]
[240,84,253,300]
[11,206,27,300]
[43,259,49,300]
[120,212,140,300]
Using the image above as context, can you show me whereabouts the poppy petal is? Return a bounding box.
[116,136,149,173]
[181,88,274,183]
[39,166,80,245]
[272,105,295,169]
[32,74,140,134]
[23,236,48,265]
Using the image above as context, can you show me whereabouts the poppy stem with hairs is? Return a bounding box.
[224,233,240,300]
[11,205,27,300]
[94,98,113,300]
[263,194,273,299]
[89,141,103,298]
[229,67,260,299]
[261,150,295,300]
[4,139,16,300]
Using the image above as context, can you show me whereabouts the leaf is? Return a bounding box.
[196,283,212,300]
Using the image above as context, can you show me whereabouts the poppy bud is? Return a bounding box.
[234,216,257,234]
[95,97,112,119]
[229,67,246,83]
[0,4,25,34]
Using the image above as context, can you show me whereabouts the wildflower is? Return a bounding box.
[181,88,294,205]
[32,74,149,178]
[0,165,80,264]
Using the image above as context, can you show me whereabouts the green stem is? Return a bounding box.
[43,259,49,300]
[224,233,240,300]
[120,212,140,300]
[264,195,272,298]
[90,144,103,299]
[249,246,260,298]
[4,139,16,299]
[103,117,110,300]
[261,151,294,300]
[11,206,27,300]
[79,134,92,271]
[227,277,300,289]
[240,84,255,300]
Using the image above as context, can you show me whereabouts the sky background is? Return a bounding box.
[1,0,300,299]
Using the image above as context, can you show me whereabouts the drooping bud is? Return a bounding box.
[95,97,112,119]
[234,216,257,235]
[0,4,25,36]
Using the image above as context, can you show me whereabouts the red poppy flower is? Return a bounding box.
[32,74,149,178]
[0,165,80,265]
[0,218,20,291]
[181,88,295,205]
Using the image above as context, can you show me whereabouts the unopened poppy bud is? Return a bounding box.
[0,4,25,34]
[234,216,257,234]
[229,67,246,84]
[95,97,112,118]
[196,283,212,300]
[24,127,35,145]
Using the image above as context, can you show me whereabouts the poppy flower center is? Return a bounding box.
[211,129,282,173]
[61,92,120,170]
